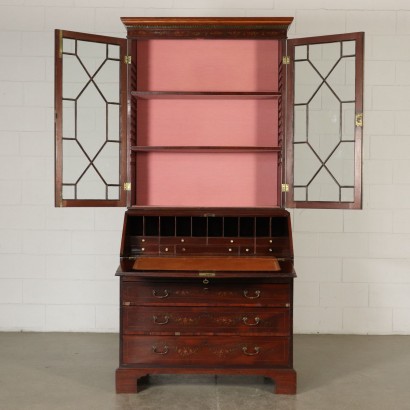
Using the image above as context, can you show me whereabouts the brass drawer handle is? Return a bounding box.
[153,315,169,325]
[152,289,169,299]
[242,346,260,356]
[242,316,260,326]
[152,345,168,355]
[243,290,260,299]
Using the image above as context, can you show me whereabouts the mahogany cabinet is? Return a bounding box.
[54,17,364,394]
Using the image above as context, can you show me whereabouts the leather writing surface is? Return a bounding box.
[133,256,280,271]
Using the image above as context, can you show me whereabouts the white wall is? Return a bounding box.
[0,0,409,334]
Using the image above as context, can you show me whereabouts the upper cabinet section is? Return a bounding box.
[124,18,293,208]
[54,18,364,210]
[286,32,364,209]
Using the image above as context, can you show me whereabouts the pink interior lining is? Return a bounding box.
[137,99,278,147]
[136,152,279,207]
[135,39,280,207]
[137,39,279,91]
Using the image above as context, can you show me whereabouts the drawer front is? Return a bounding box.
[122,335,290,367]
[207,237,254,246]
[130,237,160,246]
[240,246,254,255]
[175,245,239,255]
[160,237,206,245]
[131,245,159,255]
[123,306,290,336]
[122,282,291,307]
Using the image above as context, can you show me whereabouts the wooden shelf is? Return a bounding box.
[130,146,282,153]
[132,91,281,99]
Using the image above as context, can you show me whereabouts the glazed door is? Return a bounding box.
[286,32,364,209]
[54,30,127,207]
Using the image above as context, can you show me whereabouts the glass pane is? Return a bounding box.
[308,85,340,161]
[93,142,120,185]
[341,187,354,202]
[293,143,321,186]
[294,60,321,105]
[76,83,106,159]
[308,168,339,202]
[108,104,120,141]
[60,35,122,201]
[342,102,355,141]
[108,186,120,200]
[294,105,307,142]
[62,54,89,99]
[309,42,341,78]
[294,186,306,201]
[326,141,355,186]
[108,44,120,59]
[94,59,120,103]
[327,56,355,101]
[62,139,89,185]
[62,185,75,200]
[76,40,106,75]
[342,40,355,56]
[76,167,106,199]
[294,45,307,60]
[62,100,75,139]
[292,37,359,205]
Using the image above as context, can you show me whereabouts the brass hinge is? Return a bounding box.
[282,55,290,65]
[123,182,131,191]
[281,183,289,193]
[355,113,363,127]
[124,55,131,64]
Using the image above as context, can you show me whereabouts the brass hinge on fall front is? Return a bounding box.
[282,56,290,65]
[123,182,131,191]
[124,55,132,64]
[198,272,216,277]
[282,184,289,193]
[355,113,363,127]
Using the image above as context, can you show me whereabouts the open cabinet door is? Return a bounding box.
[54,30,127,207]
[286,32,364,209]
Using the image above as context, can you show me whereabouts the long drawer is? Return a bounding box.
[123,306,290,336]
[122,335,290,367]
[122,282,291,307]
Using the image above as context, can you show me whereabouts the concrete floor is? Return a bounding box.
[0,333,409,410]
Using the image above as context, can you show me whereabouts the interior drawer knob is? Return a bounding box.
[152,345,169,355]
[153,315,169,325]
[242,316,260,326]
[152,289,169,299]
[242,346,260,356]
[243,290,261,299]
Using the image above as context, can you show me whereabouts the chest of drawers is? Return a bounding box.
[116,271,296,394]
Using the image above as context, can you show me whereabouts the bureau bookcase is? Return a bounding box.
[54,17,364,394]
